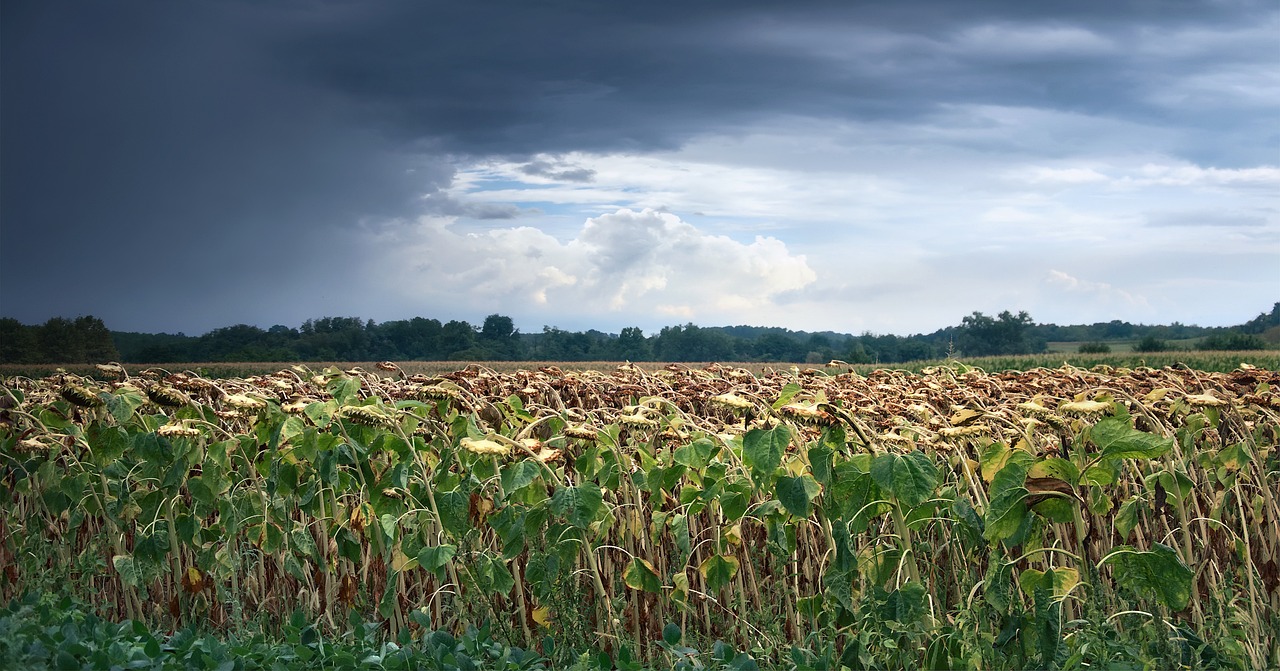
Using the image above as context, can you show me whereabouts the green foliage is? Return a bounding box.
[0,315,119,364]
[1197,331,1267,351]
[1091,416,1174,460]
[0,593,549,671]
[1134,335,1171,353]
[1101,544,1194,611]
[958,310,1046,357]
[869,450,937,508]
[742,425,789,483]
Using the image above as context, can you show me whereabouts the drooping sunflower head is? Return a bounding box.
[60,384,104,408]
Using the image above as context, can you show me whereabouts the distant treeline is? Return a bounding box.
[2,303,1276,365]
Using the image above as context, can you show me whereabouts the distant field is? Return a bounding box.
[3,349,1278,379]
[1044,338,1208,354]
[925,350,1280,373]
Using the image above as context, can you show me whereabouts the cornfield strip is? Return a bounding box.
[2,348,1277,380]
[1,361,1277,668]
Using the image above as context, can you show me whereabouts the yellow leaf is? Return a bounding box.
[723,524,742,546]
[532,606,551,627]
[671,572,690,607]
[391,550,416,572]
[1018,567,1080,601]
[949,408,984,426]
[1144,388,1173,402]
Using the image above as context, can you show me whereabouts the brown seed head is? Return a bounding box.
[147,386,190,408]
[60,384,104,408]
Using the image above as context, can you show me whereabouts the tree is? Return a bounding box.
[379,318,442,359]
[845,339,874,364]
[1197,332,1266,351]
[439,320,477,358]
[653,324,738,362]
[38,317,85,363]
[753,333,804,362]
[1239,303,1280,334]
[958,310,1043,357]
[1133,336,1168,353]
[897,339,937,362]
[200,324,269,361]
[0,318,37,363]
[480,314,521,359]
[1102,320,1134,340]
[75,316,119,362]
[616,327,652,361]
[804,334,835,364]
[481,314,516,340]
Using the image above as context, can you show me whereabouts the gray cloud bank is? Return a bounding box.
[2,0,1275,335]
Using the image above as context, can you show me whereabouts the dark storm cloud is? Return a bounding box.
[1,0,1273,334]
[276,0,1272,159]
[519,160,596,183]
[1,1,451,332]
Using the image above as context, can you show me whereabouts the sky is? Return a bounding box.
[2,0,1277,338]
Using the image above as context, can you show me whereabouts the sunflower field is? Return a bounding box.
[1,360,1276,669]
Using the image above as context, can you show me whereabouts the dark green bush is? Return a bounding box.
[1197,332,1267,351]
[1133,336,1169,353]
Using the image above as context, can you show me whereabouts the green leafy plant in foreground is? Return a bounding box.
[0,592,550,671]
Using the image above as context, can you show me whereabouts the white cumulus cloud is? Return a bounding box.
[1045,270,1149,310]
[371,208,816,327]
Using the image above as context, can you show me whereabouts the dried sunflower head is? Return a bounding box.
[564,425,599,441]
[1185,394,1228,407]
[15,437,52,454]
[619,412,659,428]
[157,422,202,438]
[282,398,311,414]
[60,384,104,408]
[343,405,395,428]
[1059,400,1111,415]
[460,437,511,456]
[939,425,988,438]
[710,393,753,411]
[778,403,834,426]
[95,363,126,379]
[419,385,462,402]
[225,394,267,411]
[879,432,914,446]
[147,386,190,408]
[1016,401,1052,416]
